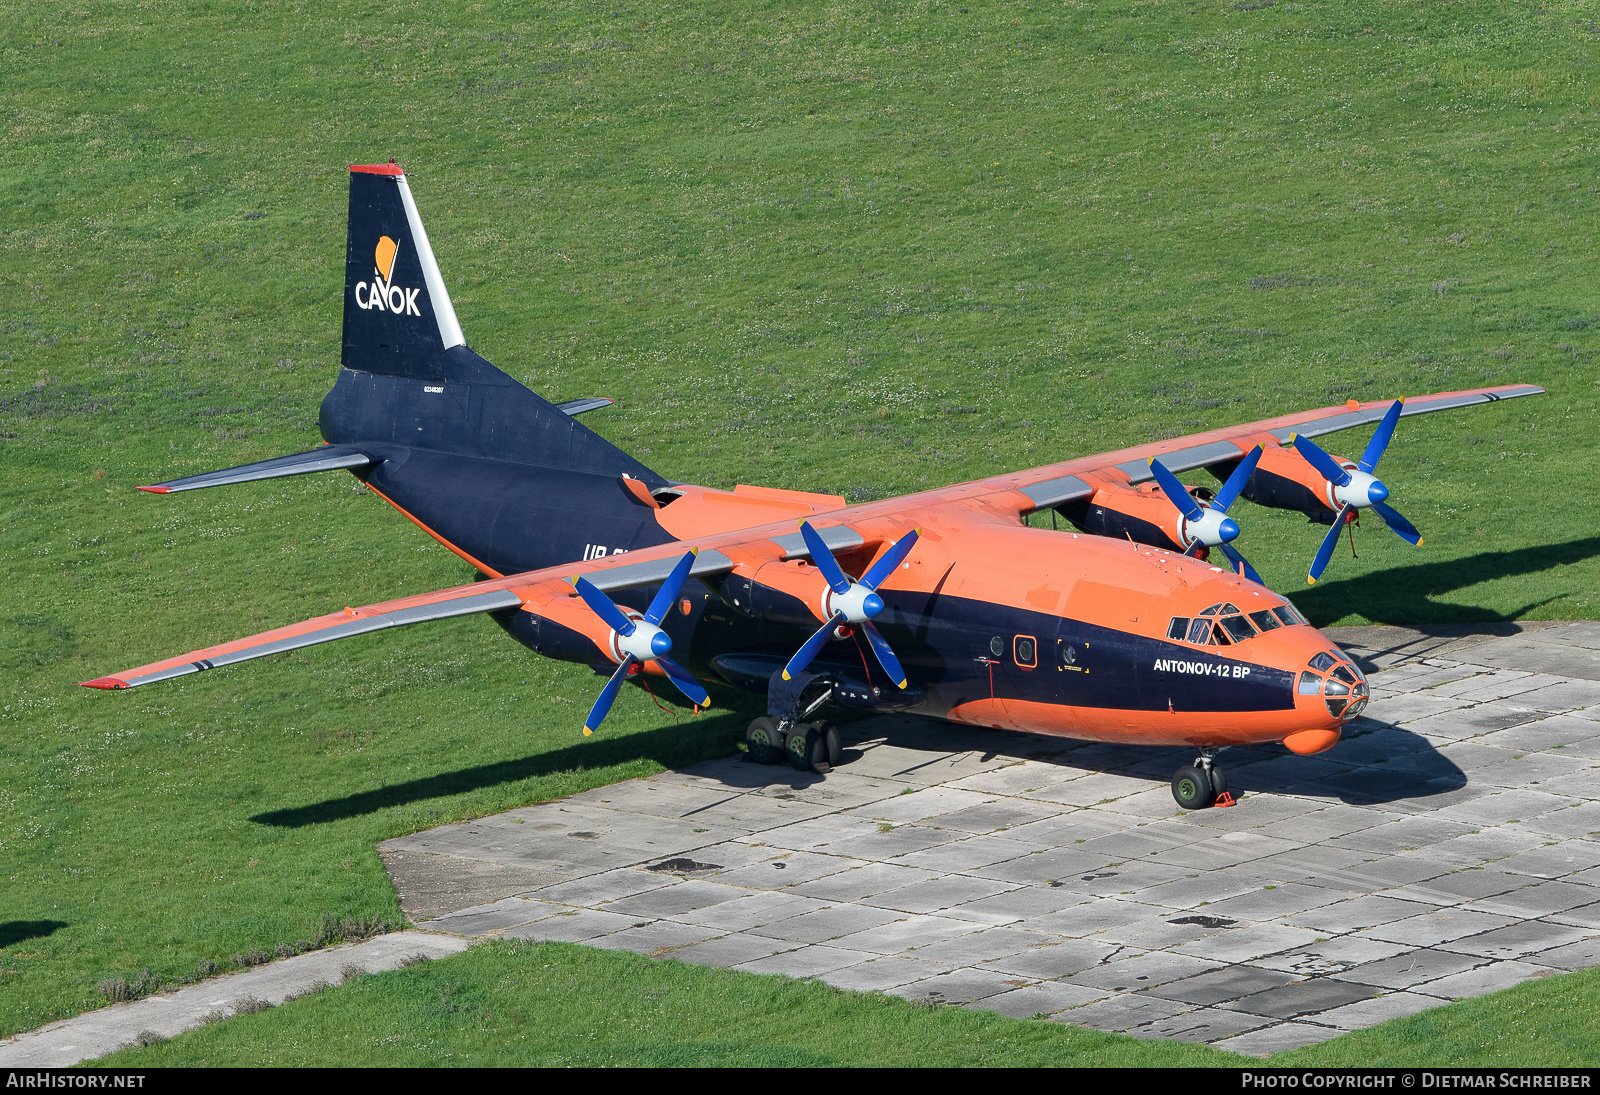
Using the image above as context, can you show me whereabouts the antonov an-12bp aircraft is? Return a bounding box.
[84,163,1544,809]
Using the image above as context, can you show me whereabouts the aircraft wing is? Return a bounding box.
[80,518,876,690]
[992,383,1546,511]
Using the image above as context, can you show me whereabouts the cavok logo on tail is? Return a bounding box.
[353,235,421,316]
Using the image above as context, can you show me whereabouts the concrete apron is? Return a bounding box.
[385,621,1600,1058]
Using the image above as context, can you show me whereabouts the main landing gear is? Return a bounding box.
[1171,749,1236,810]
[746,716,841,773]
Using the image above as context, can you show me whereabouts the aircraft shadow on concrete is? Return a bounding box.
[1297,535,1600,628]
[0,920,67,948]
[825,714,1468,808]
[254,703,1467,827]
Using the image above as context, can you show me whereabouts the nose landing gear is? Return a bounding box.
[1171,750,1235,809]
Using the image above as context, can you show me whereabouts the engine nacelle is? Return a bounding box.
[1064,482,1205,555]
[719,558,834,630]
[1217,444,1352,523]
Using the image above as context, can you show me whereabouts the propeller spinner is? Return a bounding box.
[1146,445,1265,583]
[1292,399,1422,584]
[568,549,709,735]
[782,521,920,688]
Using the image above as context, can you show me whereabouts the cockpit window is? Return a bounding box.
[1308,651,1336,671]
[1168,617,1191,641]
[1217,614,1256,643]
[1199,603,1222,616]
[1274,604,1307,628]
[1186,618,1213,645]
[1249,609,1282,633]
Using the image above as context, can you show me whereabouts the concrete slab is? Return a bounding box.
[976,981,1115,1018]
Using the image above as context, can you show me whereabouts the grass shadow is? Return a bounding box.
[1296,537,1600,627]
[0,920,67,948]
[251,709,752,828]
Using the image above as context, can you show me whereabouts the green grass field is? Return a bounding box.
[4,0,1599,1063]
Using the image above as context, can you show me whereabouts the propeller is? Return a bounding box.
[1147,445,1265,583]
[568,549,709,735]
[1292,399,1423,584]
[781,521,920,688]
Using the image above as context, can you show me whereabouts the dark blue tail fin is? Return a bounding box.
[325,163,664,486]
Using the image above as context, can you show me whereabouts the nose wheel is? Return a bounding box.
[1171,751,1234,810]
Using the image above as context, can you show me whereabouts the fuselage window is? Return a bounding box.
[1167,617,1191,641]
[1308,651,1336,672]
[1062,644,1077,665]
[989,635,1004,658]
[1014,635,1037,669]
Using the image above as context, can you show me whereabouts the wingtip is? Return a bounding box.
[137,485,170,494]
[80,676,128,690]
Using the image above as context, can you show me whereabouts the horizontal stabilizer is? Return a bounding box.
[554,397,614,417]
[82,587,523,689]
[140,447,373,494]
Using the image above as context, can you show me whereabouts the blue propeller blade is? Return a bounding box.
[1219,542,1262,585]
[1308,503,1353,584]
[1292,434,1353,489]
[1372,500,1423,546]
[584,655,636,735]
[571,575,637,637]
[798,521,854,595]
[1358,400,1404,475]
[782,613,845,682]
[859,529,921,591]
[861,620,908,689]
[656,654,710,706]
[644,549,699,626]
[1146,458,1205,522]
[1211,445,1264,514]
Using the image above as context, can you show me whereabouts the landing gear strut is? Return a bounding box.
[1171,749,1234,810]
[745,671,842,774]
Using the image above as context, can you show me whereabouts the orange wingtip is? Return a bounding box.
[137,486,170,494]
[80,677,129,690]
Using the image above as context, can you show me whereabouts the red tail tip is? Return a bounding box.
[137,485,170,494]
[80,677,128,690]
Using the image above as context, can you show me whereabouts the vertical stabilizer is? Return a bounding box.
[342,164,465,380]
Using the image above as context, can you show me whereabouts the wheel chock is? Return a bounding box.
[1214,791,1236,808]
